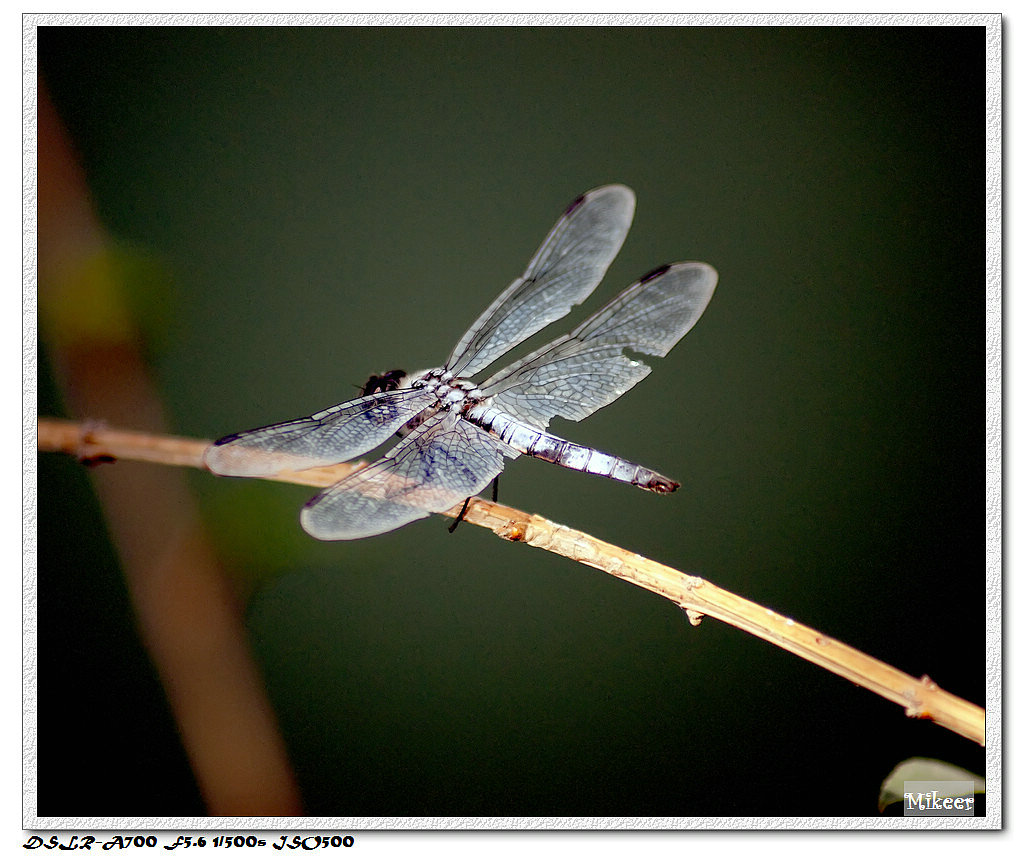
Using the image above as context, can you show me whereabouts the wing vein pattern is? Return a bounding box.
[446,184,635,378]
[479,262,717,429]
[204,387,438,477]
[300,410,518,539]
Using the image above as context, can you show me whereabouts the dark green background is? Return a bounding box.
[36,25,987,818]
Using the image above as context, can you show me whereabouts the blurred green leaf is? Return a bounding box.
[879,757,985,813]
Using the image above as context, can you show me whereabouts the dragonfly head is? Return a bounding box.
[360,369,407,396]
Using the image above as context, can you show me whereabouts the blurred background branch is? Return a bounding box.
[36,78,303,816]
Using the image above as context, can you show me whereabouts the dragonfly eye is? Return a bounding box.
[361,369,407,396]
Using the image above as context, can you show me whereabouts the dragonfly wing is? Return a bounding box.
[204,387,438,477]
[300,410,518,540]
[446,184,635,379]
[479,262,718,428]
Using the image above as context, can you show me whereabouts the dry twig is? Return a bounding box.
[37,416,985,747]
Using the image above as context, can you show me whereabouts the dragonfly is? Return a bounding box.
[205,185,717,540]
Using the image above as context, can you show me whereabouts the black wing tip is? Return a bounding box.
[211,433,242,447]
[565,184,633,216]
[640,263,674,283]
[564,191,589,216]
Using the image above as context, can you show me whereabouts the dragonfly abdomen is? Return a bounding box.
[466,405,679,493]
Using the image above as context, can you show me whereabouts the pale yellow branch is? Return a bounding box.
[37,417,985,746]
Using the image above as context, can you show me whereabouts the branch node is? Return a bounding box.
[74,419,118,465]
[496,518,528,542]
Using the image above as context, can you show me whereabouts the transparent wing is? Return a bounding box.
[446,184,635,379]
[300,410,517,540]
[204,387,438,477]
[479,262,718,429]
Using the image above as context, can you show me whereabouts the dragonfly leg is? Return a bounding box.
[448,496,473,533]
[448,476,501,534]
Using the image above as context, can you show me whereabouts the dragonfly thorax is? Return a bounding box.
[407,367,447,389]
[406,368,487,411]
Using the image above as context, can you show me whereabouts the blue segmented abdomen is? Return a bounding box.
[464,405,679,494]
